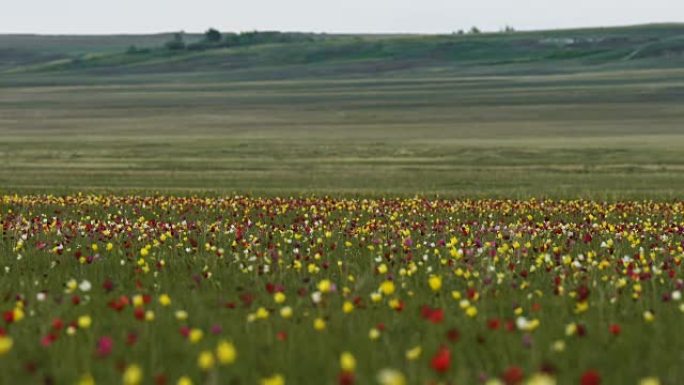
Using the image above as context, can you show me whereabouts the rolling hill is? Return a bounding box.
[2,24,684,80]
[1,24,684,198]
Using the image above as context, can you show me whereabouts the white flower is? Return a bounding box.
[79,280,92,292]
[377,369,406,385]
[311,291,322,304]
[516,316,529,330]
[36,292,47,302]
[673,290,682,301]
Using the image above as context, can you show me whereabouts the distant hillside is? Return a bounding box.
[2,24,684,80]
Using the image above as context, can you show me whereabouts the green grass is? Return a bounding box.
[0,196,682,385]
[1,24,684,198]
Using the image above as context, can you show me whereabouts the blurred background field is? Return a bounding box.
[2,24,684,199]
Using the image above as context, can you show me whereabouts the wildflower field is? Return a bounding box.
[1,194,682,385]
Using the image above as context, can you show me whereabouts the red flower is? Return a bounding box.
[487,318,501,330]
[126,331,138,346]
[96,336,114,357]
[609,324,621,336]
[446,328,460,343]
[338,371,355,385]
[577,285,590,302]
[580,370,601,385]
[108,296,129,312]
[41,334,58,347]
[133,308,145,321]
[154,374,168,385]
[576,323,587,337]
[430,346,451,374]
[420,305,444,324]
[502,366,524,385]
[276,331,288,341]
[102,278,115,293]
[52,318,63,331]
[3,311,15,324]
[179,326,190,338]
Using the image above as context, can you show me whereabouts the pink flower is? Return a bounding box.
[96,336,114,357]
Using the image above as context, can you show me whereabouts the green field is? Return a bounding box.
[2,24,684,198]
[1,195,683,385]
[2,24,684,385]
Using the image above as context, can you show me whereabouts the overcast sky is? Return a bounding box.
[2,0,682,34]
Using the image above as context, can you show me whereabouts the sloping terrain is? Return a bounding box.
[2,24,684,79]
[1,24,684,198]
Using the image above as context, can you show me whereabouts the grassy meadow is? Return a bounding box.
[1,24,684,385]
[2,195,684,385]
[2,24,684,198]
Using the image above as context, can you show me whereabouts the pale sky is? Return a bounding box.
[2,0,682,34]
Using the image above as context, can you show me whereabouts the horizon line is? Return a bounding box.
[1,21,682,37]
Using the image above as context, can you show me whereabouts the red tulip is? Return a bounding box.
[502,366,524,385]
[431,346,451,374]
[96,336,114,357]
[580,370,601,385]
[609,324,621,336]
[338,371,355,385]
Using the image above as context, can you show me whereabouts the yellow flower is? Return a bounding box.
[78,315,92,329]
[340,351,356,371]
[255,307,269,320]
[12,308,24,322]
[376,369,406,385]
[388,298,402,310]
[197,350,215,370]
[132,294,144,308]
[274,292,286,304]
[551,340,565,352]
[189,328,203,343]
[314,317,326,331]
[342,301,354,313]
[0,336,13,355]
[159,294,172,306]
[216,340,237,365]
[145,310,155,321]
[377,263,388,274]
[379,280,395,296]
[405,346,422,360]
[318,279,332,293]
[77,374,95,385]
[428,275,442,291]
[260,374,285,385]
[369,328,380,340]
[122,364,142,385]
[66,279,78,292]
[526,373,556,385]
[140,247,149,257]
[280,306,293,319]
[175,310,188,321]
[575,301,589,314]
[106,242,114,251]
[176,376,193,385]
[485,379,505,385]
[639,377,661,385]
[465,306,478,318]
[643,310,655,323]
